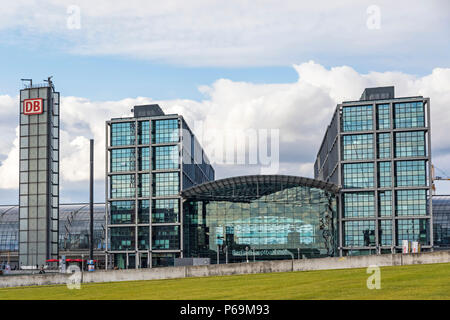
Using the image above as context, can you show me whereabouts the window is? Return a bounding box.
[341,105,373,132]
[379,220,392,246]
[377,133,391,159]
[378,191,392,216]
[138,174,150,197]
[396,189,427,216]
[344,220,376,247]
[396,219,429,245]
[394,131,425,157]
[377,104,390,129]
[152,119,179,144]
[153,172,179,196]
[138,121,149,144]
[138,226,150,250]
[394,102,425,128]
[342,134,373,160]
[110,200,135,224]
[110,227,135,250]
[111,122,135,146]
[152,199,179,223]
[138,147,149,171]
[395,160,426,187]
[138,200,150,223]
[153,145,179,170]
[343,192,374,217]
[343,162,374,189]
[378,162,391,188]
[152,226,179,250]
[110,175,135,198]
[111,148,135,172]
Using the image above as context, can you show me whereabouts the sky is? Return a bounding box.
[0,0,449,204]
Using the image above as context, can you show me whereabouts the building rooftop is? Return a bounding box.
[132,104,165,118]
[359,86,395,101]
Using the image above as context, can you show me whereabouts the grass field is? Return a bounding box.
[0,263,449,300]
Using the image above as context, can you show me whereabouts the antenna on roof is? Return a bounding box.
[44,76,54,90]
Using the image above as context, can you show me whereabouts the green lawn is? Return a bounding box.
[1,263,449,300]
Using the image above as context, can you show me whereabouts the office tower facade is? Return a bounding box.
[19,79,60,267]
[105,105,214,268]
[315,87,432,256]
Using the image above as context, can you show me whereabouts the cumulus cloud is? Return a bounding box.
[0,1,448,67]
[1,61,450,202]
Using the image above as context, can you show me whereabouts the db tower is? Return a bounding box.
[18,77,60,268]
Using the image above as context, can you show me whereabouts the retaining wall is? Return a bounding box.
[1,250,449,289]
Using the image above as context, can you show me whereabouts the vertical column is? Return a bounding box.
[373,103,379,251]
[337,105,343,256]
[426,98,433,249]
[104,121,109,269]
[389,101,396,252]
[134,119,138,269]
[148,119,153,268]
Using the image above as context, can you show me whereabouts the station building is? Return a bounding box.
[2,84,450,270]
[105,104,214,268]
[314,86,433,255]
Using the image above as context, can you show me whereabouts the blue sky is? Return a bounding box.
[0,0,450,203]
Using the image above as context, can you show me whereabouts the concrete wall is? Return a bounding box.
[1,250,449,289]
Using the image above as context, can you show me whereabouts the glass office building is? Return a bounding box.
[18,79,60,267]
[314,87,432,255]
[182,175,339,263]
[106,105,214,268]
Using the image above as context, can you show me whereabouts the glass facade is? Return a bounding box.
[376,104,390,129]
[111,148,135,172]
[343,162,374,188]
[344,220,375,247]
[379,220,392,246]
[107,109,214,269]
[152,199,179,223]
[152,119,179,144]
[378,162,392,188]
[343,192,375,218]
[395,131,425,157]
[396,219,429,245]
[341,105,373,132]
[183,176,339,263]
[110,200,134,224]
[342,134,373,160]
[111,122,135,146]
[395,160,426,187]
[394,102,424,129]
[432,196,450,249]
[152,172,179,196]
[377,133,391,159]
[396,189,427,216]
[378,191,392,217]
[153,145,179,170]
[315,88,431,255]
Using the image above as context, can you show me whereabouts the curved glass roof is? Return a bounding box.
[0,203,106,252]
[181,175,339,202]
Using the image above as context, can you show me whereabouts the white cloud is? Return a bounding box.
[0,1,448,67]
[1,61,450,200]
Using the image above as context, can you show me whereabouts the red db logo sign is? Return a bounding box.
[23,98,44,115]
